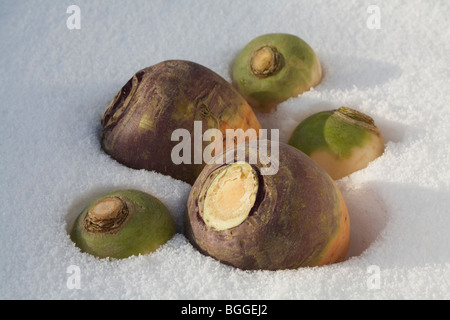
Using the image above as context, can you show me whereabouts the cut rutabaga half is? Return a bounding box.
[201,162,259,231]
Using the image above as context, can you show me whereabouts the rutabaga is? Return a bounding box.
[288,107,385,180]
[70,189,175,259]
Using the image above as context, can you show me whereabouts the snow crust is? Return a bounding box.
[1,0,449,299]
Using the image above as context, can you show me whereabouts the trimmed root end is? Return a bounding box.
[201,162,259,231]
[250,46,282,78]
[101,71,144,129]
[335,107,379,134]
[84,197,130,233]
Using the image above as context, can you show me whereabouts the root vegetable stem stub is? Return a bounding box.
[83,196,130,234]
[250,46,282,78]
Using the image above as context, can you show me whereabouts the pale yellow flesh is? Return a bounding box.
[251,47,276,74]
[310,134,385,180]
[89,197,123,220]
[202,162,259,231]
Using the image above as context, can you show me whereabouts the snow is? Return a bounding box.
[1,0,449,299]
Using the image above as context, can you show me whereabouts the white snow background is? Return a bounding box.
[1,0,449,299]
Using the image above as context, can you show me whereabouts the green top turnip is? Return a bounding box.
[70,189,175,259]
[232,33,322,112]
[288,107,385,179]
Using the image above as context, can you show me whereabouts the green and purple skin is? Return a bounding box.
[185,141,350,271]
[70,189,175,259]
[100,60,262,185]
[288,107,385,180]
[232,33,322,111]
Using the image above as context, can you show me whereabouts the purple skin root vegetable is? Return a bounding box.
[70,189,175,259]
[185,141,350,271]
[100,60,262,185]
